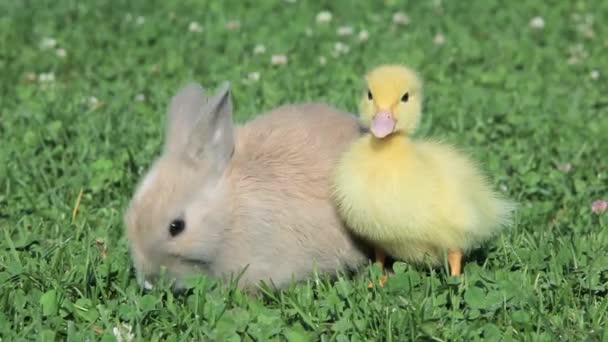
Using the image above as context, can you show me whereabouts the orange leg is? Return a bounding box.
[448,249,463,276]
[368,248,388,288]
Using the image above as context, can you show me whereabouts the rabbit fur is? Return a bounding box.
[123,81,371,292]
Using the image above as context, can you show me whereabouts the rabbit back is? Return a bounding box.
[213,103,370,288]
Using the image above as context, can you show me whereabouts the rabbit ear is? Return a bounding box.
[165,82,209,155]
[183,81,235,173]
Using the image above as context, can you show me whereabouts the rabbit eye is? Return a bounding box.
[367,90,373,100]
[169,219,185,237]
[401,92,409,102]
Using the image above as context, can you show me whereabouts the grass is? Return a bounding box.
[1,0,608,340]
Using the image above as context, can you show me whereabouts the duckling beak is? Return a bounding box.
[370,111,396,138]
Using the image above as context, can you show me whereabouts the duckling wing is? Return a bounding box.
[414,140,515,249]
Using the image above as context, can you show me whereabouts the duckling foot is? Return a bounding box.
[378,274,388,286]
[367,274,389,288]
[448,249,463,276]
[368,248,388,288]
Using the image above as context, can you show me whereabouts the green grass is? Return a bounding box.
[1,0,608,340]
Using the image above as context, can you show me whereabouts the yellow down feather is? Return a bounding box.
[332,64,515,267]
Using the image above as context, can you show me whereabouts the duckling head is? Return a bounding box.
[359,64,423,139]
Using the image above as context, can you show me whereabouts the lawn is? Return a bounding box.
[1,0,608,340]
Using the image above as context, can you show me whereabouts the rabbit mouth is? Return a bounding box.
[180,256,211,270]
[137,257,211,291]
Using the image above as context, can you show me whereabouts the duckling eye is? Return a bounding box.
[367,90,373,100]
[401,92,409,102]
[169,218,185,237]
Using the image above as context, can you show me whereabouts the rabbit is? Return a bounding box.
[123,81,372,293]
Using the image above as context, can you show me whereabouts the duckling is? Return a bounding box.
[332,64,515,283]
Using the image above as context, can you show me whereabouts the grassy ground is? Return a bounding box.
[1,0,608,340]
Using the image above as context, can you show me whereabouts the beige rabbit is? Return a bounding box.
[123,81,371,292]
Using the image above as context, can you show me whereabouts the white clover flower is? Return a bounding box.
[433,33,446,45]
[135,16,145,25]
[55,48,67,58]
[590,70,600,80]
[567,44,588,64]
[572,13,595,38]
[271,54,288,65]
[558,163,572,172]
[529,16,545,29]
[135,93,146,102]
[592,200,607,214]
[316,11,332,24]
[337,26,354,36]
[41,37,57,49]
[333,42,350,56]
[358,30,369,42]
[226,20,240,30]
[88,96,100,108]
[319,56,327,65]
[392,12,410,25]
[188,21,203,33]
[112,323,134,342]
[253,44,266,55]
[38,72,55,83]
[25,72,37,82]
[248,71,260,82]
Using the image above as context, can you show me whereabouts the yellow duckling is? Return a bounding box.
[332,64,515,282]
